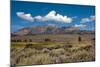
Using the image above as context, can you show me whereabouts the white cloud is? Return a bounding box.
[16,12,34,22]
[34,15,44,21]
[16,11,73,23]
[74,24,86,27]
[34,10,72,23]
[81,18,90,23]
[80,15,95,23]
[90,15,95,21]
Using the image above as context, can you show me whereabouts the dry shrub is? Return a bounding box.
[57,55,68,63]
[31,54,53,64]
[50,48,66,56]
[69,50,95,62]
[42,48,50,53]
[67,47,79,53]
[21,48,41,57]
[79,45,93,51]
[11,40,95,65]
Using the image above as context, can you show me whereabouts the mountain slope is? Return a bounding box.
[11,26,82,36]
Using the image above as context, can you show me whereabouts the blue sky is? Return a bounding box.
[11,1,95,32]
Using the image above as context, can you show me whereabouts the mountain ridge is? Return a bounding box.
[11,25,94,36]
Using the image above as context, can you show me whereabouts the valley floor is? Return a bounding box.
[11,34,95,66]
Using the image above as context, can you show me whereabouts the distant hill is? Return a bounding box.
[11,25,94,36]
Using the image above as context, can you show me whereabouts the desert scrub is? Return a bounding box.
[30,54,53,64]
[79,44,93,51]
[69,50,95,62]
[22,48,40,55]
[41,48,50,53]
[13,53,53,65]
[54,55,68,63]
[11,48,40,65]
[50,48,66,57]
[67,44,92,52]
[15,55,36,65]
[67,46,79,53]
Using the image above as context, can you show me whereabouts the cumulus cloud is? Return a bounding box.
[16,12,34,22]
[34,10,72,23]
[74,24,86,28]
[16,11,73,23]
[80,15,95,23]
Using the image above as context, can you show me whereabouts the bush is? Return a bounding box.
[50,48,66,56]
[69,50,95,62]
[42,48,50,53]
[31,54,53,64]
[44,38,51,42]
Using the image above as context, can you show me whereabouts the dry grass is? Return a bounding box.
[11,34,95,66]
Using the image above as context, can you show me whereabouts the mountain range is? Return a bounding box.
[11,25,94,36]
